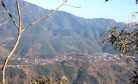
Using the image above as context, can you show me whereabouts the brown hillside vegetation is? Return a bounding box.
[0,53,136,84]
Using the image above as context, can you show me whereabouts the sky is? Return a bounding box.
[24,0,138,22]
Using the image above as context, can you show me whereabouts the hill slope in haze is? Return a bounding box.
[0,0,125,58]
[0,53,136,84]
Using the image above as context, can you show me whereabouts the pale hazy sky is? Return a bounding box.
[24,0,138,22]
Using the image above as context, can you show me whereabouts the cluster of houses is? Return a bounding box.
[4,52,135,68]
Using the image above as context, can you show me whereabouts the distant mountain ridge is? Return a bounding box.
[0,0,125,58]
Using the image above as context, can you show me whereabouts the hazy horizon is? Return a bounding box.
[24,0,138,22]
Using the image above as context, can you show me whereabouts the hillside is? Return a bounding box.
[0,1,137,84]
[0,53,136,84]
[0,0,125,58]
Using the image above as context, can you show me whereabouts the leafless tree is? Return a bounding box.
[0,0,68,84]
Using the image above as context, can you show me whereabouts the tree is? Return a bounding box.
[0,0,68,84]
[104,1,138,84]
[103,25,138,56]
[102,17,138,84]
[103,0,138,57]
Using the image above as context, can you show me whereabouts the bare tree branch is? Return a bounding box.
[2,31,23,84]
[2,0,23,84]
[0,20,10,26]
[16,0,22,32]
[1,0,68,84]
[23,0,68,31]
[0,1,18,28]
[22,1,30,10]
[64,4,81,8]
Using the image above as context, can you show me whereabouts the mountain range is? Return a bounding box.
[0,1,137,84]
[0,0,125,58]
